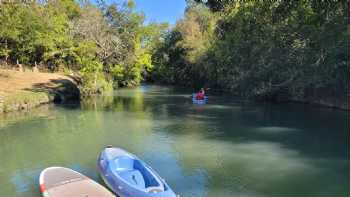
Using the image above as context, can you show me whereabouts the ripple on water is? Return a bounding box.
[254,126,301,134]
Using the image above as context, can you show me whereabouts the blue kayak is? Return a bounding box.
[97,147,177,197]
[192,93,208,104]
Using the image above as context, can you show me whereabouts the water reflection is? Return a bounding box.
[0,105,55,129]
[10,169,40,193]
[254,126,301,134]
[0,85,350,197]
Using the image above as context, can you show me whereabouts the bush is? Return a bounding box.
[79,59,113,96]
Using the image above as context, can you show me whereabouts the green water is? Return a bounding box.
[1,85,350,197]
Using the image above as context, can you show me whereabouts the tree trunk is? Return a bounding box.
[4,39,8,65]
[94,70,98,92]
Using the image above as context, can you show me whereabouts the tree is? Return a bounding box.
[151,2,216,87]
[73,5,122,65]
[0,0,170,94]
[153,0,350,101]
[193,0,235,12]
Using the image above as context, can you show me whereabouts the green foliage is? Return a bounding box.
[0,1,79,67]
[79,58,113,95]
[111,64,125,83]
[0,1,168,95]
[151,3,216,87]
[154,1,350,100]
[210,1,350,99]
[193,0,234,12]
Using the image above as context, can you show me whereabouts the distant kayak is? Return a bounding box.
[192,93,208,104]
[39,167,114,197]
[97,147,177,197]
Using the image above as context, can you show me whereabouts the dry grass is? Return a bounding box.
[0,69,74,97]
[0,69,77,113]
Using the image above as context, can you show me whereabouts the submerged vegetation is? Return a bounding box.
[152,0,350,102]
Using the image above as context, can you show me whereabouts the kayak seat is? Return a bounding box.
[110,156,163,191]
[114,157,134,171]
[133,160,162,189]
[118,169,146,189]
[112,157,146,189]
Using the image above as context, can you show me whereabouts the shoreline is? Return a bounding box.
[156,82,350,111]
[290,97,350,111]
[0,69,80,113]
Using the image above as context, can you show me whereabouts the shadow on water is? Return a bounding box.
[84,86,350,196]
[1,85,350,197]
[163,101,350,197]
[24,78,80,103]
[61,85,350,196]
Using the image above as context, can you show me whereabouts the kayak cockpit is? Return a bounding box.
[110,156,164,193]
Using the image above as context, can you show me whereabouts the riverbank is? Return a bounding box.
[291,96,350,111]
[154,83,350,111]
[0,69,80,113]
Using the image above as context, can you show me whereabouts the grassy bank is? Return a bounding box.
[0,69,79,113]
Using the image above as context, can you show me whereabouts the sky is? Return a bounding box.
[101,0,187,25]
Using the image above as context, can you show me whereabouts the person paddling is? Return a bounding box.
[196,88,205,100]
